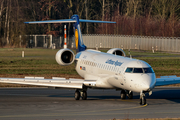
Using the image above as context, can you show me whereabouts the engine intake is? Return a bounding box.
[55,49,75,65]
[107,48,126,57]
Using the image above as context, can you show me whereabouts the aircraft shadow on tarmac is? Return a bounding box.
[48,89,180,103]
[48,94,121,100]
[146,89,180,103]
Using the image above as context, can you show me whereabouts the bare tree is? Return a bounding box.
[6,0,11,45]
[125,0,141,35]
[117,0,122,16]
[102,0,105,21]
[0,0,5,40]
[85,0,88,34]
[4,0,9,45]
[0,0,4,17]
[153,0,169,20]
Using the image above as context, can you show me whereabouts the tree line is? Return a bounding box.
[0,0,180,47]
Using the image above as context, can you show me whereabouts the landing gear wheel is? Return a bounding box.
[82,91,87,100]
[140,97,146,105]
[127,92,133,99]
[75,90,80,100]
[121,90,126,99]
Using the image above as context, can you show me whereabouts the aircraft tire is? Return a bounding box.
[140,97,146,105]
[75,90,80,100]
[121,90,126,99]
[127,92,133,99]
[82,91,87,100]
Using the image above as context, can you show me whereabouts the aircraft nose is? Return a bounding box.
[141,83,151,91]
[141,74,156,91]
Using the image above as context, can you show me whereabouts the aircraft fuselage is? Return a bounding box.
[75,49,156,93]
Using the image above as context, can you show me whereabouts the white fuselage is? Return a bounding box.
[75,49,156,93]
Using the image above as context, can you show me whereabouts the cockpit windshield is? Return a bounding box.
[125,67,154,73]
[133,68,143,73]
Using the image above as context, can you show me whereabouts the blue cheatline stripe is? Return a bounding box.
[75,52,82,59]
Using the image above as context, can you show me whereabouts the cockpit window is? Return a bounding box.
[144,67,154,73]
[125,68,133,73]
[133,68,143,73]
[125,67,154,73]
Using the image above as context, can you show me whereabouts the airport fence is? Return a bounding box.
[24,34,180,52]
[83,34,180,52]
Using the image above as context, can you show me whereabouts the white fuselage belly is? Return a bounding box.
[75,49,156,93]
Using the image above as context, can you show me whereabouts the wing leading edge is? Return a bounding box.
[156,75,180,86]
[1,75,180,88]
[0,77,96,89]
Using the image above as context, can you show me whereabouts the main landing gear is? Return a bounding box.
[75,89,147,105]
[121,90,147,105]
[75,89,87,100]
[120,90,133,99]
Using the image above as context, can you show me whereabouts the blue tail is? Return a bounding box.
[71,15,86,52]
[25,14,116,52]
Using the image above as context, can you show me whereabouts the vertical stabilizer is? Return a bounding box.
[71,15,86,52]
[24,14,116,52]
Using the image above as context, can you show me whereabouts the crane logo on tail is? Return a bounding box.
[75,29,78,49]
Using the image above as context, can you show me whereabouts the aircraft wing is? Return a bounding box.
[155,75,180,86]
[0,77,96,89]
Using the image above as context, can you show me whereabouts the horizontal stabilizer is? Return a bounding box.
[79,19,116,23]
[24,14,116,52]
[25,19,116,24]
[24,19,76,24]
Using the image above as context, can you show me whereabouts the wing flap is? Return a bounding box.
[156,75,180,86]
[0,77,84,89]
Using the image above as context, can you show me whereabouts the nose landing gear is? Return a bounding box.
[140,91,146,105]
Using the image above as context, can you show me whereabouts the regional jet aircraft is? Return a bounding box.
[1,15,180,105]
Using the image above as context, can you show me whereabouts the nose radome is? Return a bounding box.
[141,83,151,91]
[141,74,156,91]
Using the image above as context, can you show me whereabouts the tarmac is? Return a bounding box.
[0,87,180,120]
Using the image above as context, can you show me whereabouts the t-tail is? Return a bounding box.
[25,14,116,52]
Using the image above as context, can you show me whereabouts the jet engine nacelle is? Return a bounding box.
[107,48,126,57]
[55,49,75,66]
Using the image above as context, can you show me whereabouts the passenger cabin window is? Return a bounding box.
[125,67,154,73]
